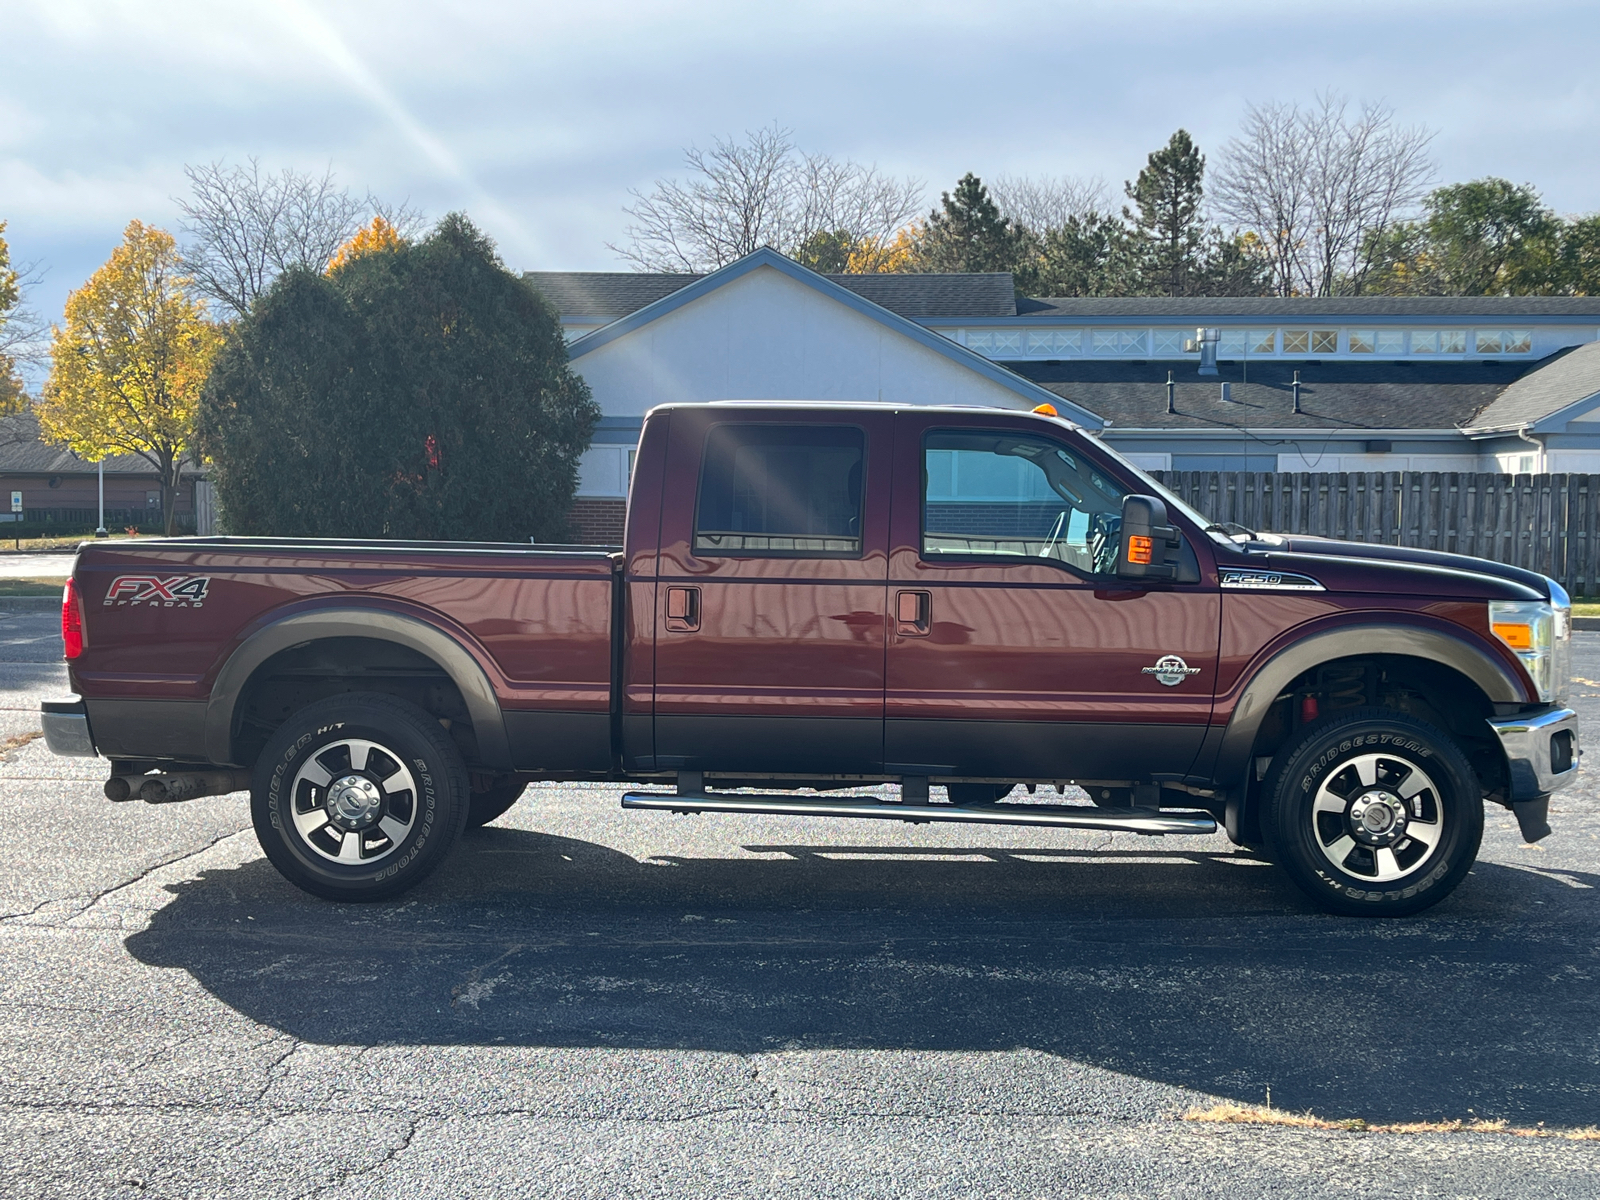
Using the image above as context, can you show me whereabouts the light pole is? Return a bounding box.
[95,459,106,537]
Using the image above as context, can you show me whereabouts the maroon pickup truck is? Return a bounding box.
[42,402,1580,915]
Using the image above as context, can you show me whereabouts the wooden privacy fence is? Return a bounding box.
[1149,471,1600,598]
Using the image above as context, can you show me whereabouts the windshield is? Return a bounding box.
[1088,437,1232,541]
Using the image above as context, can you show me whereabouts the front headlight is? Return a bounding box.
[1490,585,1569,703]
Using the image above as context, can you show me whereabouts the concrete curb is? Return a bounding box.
[0,596,59,611]
[1574,615,1600,631]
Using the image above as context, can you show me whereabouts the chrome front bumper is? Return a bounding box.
[1487,706,1580,799]
[41,695,97,758]
[1486,706,1579,843]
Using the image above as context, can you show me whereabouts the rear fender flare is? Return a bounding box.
[204,608,511,768]
[1211,623,1528,797]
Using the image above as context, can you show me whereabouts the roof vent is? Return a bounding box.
[1220,382,1233,403]
[1187,328,1220,376]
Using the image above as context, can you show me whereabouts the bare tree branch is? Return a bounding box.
[1213,93,1434,295]
[989,174,1110,233]
[176,159,424,314]
[609,125,923,272]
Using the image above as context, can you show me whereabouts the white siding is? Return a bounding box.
[569,265,1038,418]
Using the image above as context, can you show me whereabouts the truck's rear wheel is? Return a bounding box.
[1262,708,1482,917]
[251,692,469,901]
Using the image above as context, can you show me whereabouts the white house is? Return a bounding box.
[526,252,1600,541]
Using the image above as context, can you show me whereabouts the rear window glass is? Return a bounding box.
[694,424,865,556]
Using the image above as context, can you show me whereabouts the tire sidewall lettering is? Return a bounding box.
[251,701,462,897]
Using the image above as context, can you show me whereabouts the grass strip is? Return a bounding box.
[1185,1102,1600,1139]
[0,578,67,596]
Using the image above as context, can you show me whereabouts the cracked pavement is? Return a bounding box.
[1,609,1599,1197]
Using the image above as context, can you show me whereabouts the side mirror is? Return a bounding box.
[1116,495,1181,581]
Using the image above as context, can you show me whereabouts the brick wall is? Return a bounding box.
[568,498,627,545]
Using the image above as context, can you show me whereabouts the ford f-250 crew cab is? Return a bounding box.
[41,402,1580,915]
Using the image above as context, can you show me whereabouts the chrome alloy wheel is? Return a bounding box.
[1311,752,1445,883]
[289,738,418,865]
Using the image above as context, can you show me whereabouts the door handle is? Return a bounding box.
[665,585,700,632]
[896,589,931,637]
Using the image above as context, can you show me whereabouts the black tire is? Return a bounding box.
[467,778,527,828]
[1262,708,1483,917]
[251,692,470,901]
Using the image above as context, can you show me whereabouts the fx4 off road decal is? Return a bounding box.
[103,575,211,608]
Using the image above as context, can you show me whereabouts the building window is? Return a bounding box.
[1091,329,1146,355]
[1349,330,1375,354]
[1151,330,1186,355]
[1412,330,1467,354]
[990,331,1022,356]
[1024,329,1081,356]
[1282,329,1338,355]
[1219,330,1276,357]
[966,331,993,353]
[1375,330,1405,354]
[1477,330,1533,354]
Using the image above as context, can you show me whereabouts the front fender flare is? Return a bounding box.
[1209,622,1528,797]
[204,607,511,769]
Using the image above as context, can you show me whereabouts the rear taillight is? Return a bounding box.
[61,579,83,659]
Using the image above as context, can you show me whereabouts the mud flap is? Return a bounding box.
[1512,795,1552,843]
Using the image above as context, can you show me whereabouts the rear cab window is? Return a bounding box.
[695,424,865,558]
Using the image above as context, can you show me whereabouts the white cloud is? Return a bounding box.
[2,0,1598,333]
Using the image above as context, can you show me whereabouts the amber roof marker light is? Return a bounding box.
[1032,403,1059,417]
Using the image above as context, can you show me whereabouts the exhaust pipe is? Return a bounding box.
[104,771,252,804]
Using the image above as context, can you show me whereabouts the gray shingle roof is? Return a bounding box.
[1011,359,1532,432]
[1015,296,1600,320]
[1464,342,1600,431]
[0,414,172,475]
[526,270,1018,321]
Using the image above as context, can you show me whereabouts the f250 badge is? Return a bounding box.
[1142,655,1201,686]
[103,575,211,608]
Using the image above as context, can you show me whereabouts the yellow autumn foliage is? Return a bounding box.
[39,220,221,531]
[846,224,922,273]
[327,215,405,274]
[0,221,27,416]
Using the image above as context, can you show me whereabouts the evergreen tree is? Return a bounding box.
[1022,213,1137,297]
[1123,130,1209,296]
[201,213,599,541]
[917,174,1027,273]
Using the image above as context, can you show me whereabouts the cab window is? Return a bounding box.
[922,430,1131,575]
[695,424,865,557]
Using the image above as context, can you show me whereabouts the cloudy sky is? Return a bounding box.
[4,0,1599,339]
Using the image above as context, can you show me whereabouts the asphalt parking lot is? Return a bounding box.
[1,607,1598,1198]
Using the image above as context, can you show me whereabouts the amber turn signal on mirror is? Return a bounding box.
[1127,535,1154,565]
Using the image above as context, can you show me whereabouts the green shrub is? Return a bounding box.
[200,213,599,541]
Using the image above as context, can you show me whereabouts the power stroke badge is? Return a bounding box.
[1142,654,1201,686]
[103,575,211,608]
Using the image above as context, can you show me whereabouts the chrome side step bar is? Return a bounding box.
[620,791,1217,836]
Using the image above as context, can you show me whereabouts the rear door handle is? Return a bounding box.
[896,589,931,637]
[665,586,700,632]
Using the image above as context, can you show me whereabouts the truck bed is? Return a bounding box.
[70,536,621,771]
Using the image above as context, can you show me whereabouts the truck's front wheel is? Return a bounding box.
[1262,708,1483,917]
[251,692,470,901]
